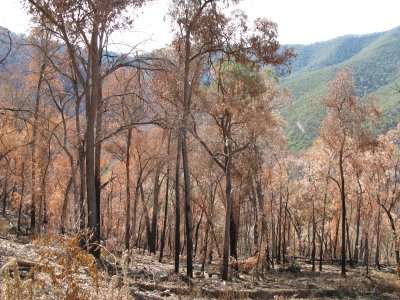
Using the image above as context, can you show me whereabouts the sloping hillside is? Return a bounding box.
[1,210,400,299]
[281,26,400,150]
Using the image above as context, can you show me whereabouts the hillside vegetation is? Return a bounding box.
[282,26,400,150]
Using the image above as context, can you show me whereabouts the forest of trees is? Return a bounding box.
[0,0,399,282]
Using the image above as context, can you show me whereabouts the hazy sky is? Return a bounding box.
[1,0,399,50]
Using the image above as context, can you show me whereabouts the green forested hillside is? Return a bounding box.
[282,26,400,150]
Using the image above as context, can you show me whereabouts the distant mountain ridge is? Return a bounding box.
[281,26,400,150]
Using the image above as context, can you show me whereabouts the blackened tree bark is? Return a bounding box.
[86,25,101,257]
[181,28,194,278]
[78,141,86,231]
[230,196,239,261]
[354,177,363,265]
[175,135,182,273]
[255,177,270,272]
[159,157,170,262]
[30,62,46,231]
[201,185,216,274]
[346,221,353,267]
[71,71,86,231]
[282,184,290,263]
[17,162,25,237]
[2,158,9,214]
[222,122,233,280]
[319,173,329,271]
[60,177,73,233]
[140,183,151,251]
[124,128,132,250]
[375,206,382,270]
[194,209,204,257]
[339,146,346,277]
[277,187,282,264]
[311,195,316,272]
[149,166,162,254]
[159,134,171,262]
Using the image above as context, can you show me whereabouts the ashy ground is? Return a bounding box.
[0,212,399,299]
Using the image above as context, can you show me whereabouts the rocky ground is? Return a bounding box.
[0,212,399,299]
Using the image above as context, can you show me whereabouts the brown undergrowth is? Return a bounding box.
[0,230,134,300]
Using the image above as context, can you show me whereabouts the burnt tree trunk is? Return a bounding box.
[93,84,103,257]
[124,128,132,250]
[282,184,290,263]
[194,209,204,257]
[174,135,182,273]
[319,174,329,271]
[375,206,382,270]
[159,135,171,262]
[277,187,282,264]
[158,177,170,262]
[222,119,233,280]
[149,167,162,254]
[256,178,270,272]
[37,138,51,233]
[78,141,86,231]
[139,183,151,252]
[333,215,340,260]
[2,158,9,214]
[230,195,239,261]
[365,233,369,275]
[85,26,102,258]
[201,186,215,274]
[30,63,46,231]
[339,147,346,277]
[72,71,86,232]
[17,162,25,237]
[60,177,73,233]
[346,221,353,267]
[181,27,194,279]
[311,196,316,272]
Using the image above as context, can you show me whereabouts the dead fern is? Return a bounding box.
[0,230,142,299]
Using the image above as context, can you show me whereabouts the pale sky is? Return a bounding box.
[1,0,399,50]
